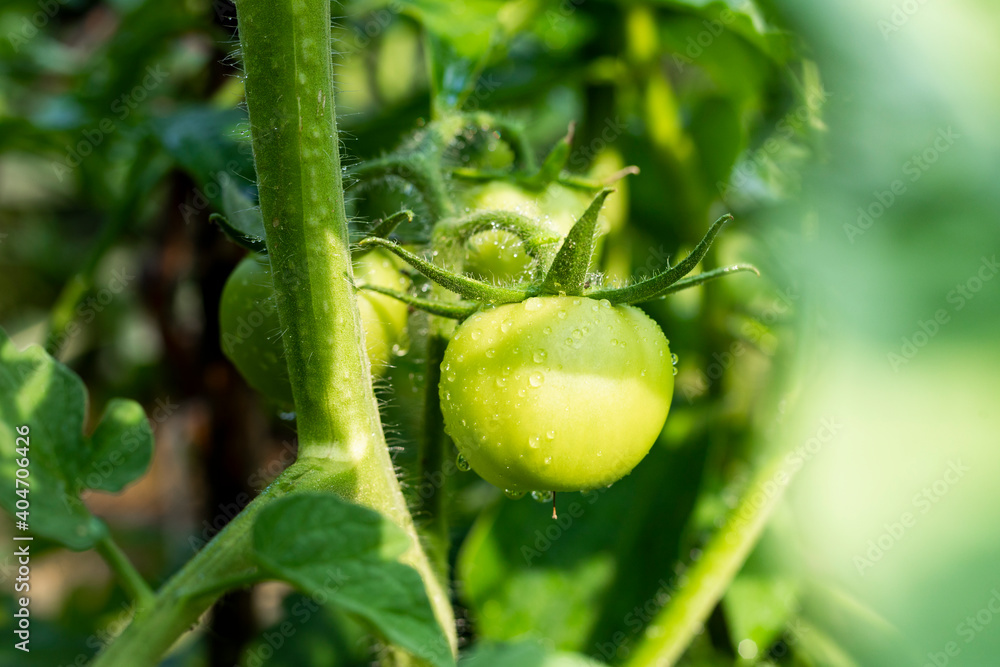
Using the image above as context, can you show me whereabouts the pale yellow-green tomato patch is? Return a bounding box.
[440,296,673,492]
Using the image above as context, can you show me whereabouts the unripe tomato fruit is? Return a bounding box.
[439,296,673,492]
[455,181,616,284]
[220,252,409,405]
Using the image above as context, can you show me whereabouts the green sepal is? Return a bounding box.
[353,210,415,258]
[358,237,529,305]
[595,263,760,304]
[519,123,574,190]
[349,155,455,219]
[539,189,613,296]
[587,213,734,304]
[360,285,479,320]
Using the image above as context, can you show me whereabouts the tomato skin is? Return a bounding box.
[439,296,673,492]
[220,252,408,404]
[219,254,293,404]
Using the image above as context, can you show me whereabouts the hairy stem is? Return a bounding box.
[237,0,456,652]
[92,2,456,663]
[624,456,793,667]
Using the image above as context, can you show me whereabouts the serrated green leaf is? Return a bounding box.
[252,494,454,667]
[0,328,154,549]
[83,398,154,494]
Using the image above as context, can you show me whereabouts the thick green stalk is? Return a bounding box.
[624,456,792,667]
[92,3,455,664]
[237,0,456,651]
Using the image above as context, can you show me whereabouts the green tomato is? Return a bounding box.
[439,296,673,492]
[220,252,409,404]
[455,181,616,284]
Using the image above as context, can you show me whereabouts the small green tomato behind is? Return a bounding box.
[220,251,408,405]
[440,296,673,492]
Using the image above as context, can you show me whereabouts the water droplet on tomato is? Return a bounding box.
[531,490,553,503]
[533,350,547,363]
[505,489,526,499]
[486,348,496,358]
[456,454,471,471]
[529,372,544,387]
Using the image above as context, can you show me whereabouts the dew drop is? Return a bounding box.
[447,373,456,382]
[528,435,540,449]
[471,330,482,340]
[505,489,526,500]
[599,299,612,308]
[671,353,679,365]
[495,377,507,387]
[529,372,544,387]
[486,348,497,358]
[456,454,471,471]
[501,320,513,333]
[557,310,567,319]
[544,456,553,465]
[672,366,679,375]
[531,490,554,503]
[533,349,548,363]
[524,298,543,311]
[543,326,552,334]
[546,430,556,439]
[572,329,583,339]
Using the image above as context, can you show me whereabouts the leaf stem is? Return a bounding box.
[624,456,794,667]
[95,534,155,610]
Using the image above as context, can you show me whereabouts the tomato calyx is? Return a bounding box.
[357,189,759,316]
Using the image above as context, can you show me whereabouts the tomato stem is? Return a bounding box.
[92,1,457,662]
[94,533,155,611]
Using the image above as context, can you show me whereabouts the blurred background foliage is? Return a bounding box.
[0,0,997,665]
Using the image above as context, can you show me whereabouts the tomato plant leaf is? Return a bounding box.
[252,493,455,667]
[0,328,154,549]
[399,0,507,113]
[83,398,155,494]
